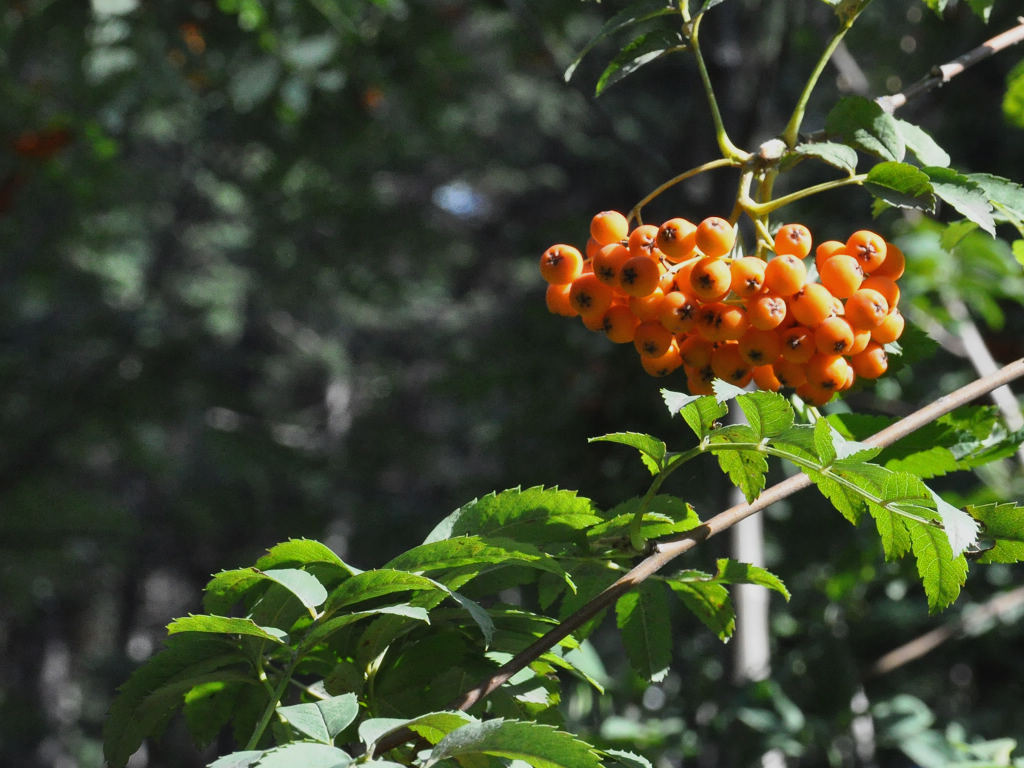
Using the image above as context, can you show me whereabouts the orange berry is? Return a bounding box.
[738,328,782,366]
[634,321,675,357]
[796,382,835,406]
[818,253,864,299]
[806,353,853,391]
[629,288,667,322]
[752,364,782,392]
[846,230,887,273]
[641,342,683,377]
[763,254,807,296]
[814,316,855,355]
[678,334,712,370]
[774,358,807,389]
[685,365,715,395]
[689,256,732,301]
[590,210,629,246]
[779,326,815,364]
[695,216,735,257]
[848,327,872,356]
[569,273,615,318]
[789,282,835,327]
[747,294,789,330]
[850,342,889,379]
[540,244,584,285]
[844,288,889,330]
[628,224,663,260]
[592,243,632,286]
[774,223,813,259]
[581,310,608,331]
[872,241,906,280]
[672,257,700,293]
[619,255,662,297]
[711,343,753,386]
[656,218,698,262]
[601,304,639,343]
[585,237,602,260]
[871,308,905,344]
[659,290,700,334]
[730,256,767,298]
[695,302,726,342]
[814,240,847,274]
[545,283,577,316]
[860,275,900,310]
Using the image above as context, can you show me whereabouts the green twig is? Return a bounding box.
[742,173,867,218]
[245,653,300,751]
[628,157,738,224]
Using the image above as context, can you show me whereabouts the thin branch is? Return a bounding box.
[876,17,1024,114]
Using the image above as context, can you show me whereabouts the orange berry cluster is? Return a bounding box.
[540,211,906,405]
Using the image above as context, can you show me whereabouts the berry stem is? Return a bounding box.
[628,157,737,224]
[742,173,867,218]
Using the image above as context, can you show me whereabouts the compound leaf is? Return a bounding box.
[615,583,672,682]
[908,520,968,613]
[426,719,603,768]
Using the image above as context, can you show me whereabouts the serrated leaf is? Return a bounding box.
[208,751,264,768]
[826,96,904,162]
[429,720,603,768]
[615,583,672,682]
[940,219,978,251]
[908,519,968,613]
[791,141,859,173]
[360,712,478,753]
[669,391,728,439]
[667,574,734,640]
[1003,59,1024,129]
[602,749,655,768]
[924,166,996,235]
[1015,240,1024,267]
[563,0,676,83]
[736,390,794,439]
[930,490,980,558]
[255,742,352,768]
[970,503,1024,564]
[589,432,667,475]
[710,426,768,503]
[302,604,430,648]
[712,378,747,403]
[260,568,328,616]
[167,615,287,643]
[255,539,355,573]
[895,119,950,167]
[587,495,701,543]
[325,570,443,612]
[278,694,359,745]
[595,29,683,96]
[968,172,1024,225]
[864,161,935,211]
[661,388,700,415]
[713,558,790,601]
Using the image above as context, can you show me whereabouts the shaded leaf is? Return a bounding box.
[589,432,667,475]
[277,694,359,744]
[302,604,430,648]
[864,161,935,211]
[615,583,672,681]
[359,711,477,752]
[255,742,352,768]
[924,166,995,235]
[325,570,443,612]
[595,29,684,96]
[564,0,676,83]
[791,141,859,173]
[825,96,904,162]
[713,558,790,601]
[895,119,949,167]
[208,751,264,768]
[667,574,734,641]
[971,503,1024,564]
[260,568,328,616]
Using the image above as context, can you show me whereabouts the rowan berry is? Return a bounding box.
[774,223,813,259]
[540,244,584,285]
[658,290,700,334]
[545,283,577,316]
[581,309,609,331]
[818,253,864,299]
[585,237,602,260]
[629,288,667,322]
[806,353,853,391]
[628,224,663,260]
[779,326,815,364]
[850,342,888,379]
[814,316,855,355]
[689,255,732,301]
[634,321,675,358]
[846,230,887,273]
[844,288,889,330]
[641,343,683,377]
[730,256,767,298]
[672,257,700,293]
[789,282,835,327]
[679,334,713,370]
[569,273,615,318]
[590,210,629,246]
[763,254,807,296]
[602,304,640,343]
[592,243,632,286]
[685,365,715,395]
[711,343,753,386]
[619,255,663,297]
[797,382,835,406]
[657,218,698,262]
[847,327,872,356]
[872,241,905,280]
[871,309,905,345]
[752,364,782,392]
[747,294,788,330]
[695,216,735,257]
[717,304,750,341]
[738,328,782,366]
[860,275,900,310]
[774,358,807,389]
[814,240,847,274]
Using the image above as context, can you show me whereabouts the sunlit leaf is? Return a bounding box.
[426,719,604,768]
[825,96,904,162]
[589,432,667,475]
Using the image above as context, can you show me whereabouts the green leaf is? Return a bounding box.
[277,694,359,744]
[1003,59,1024,129]
[968,172,1024,225]
[260,568,328,616]
[791,141,859,173]
[360,711,478,750]
[965,0,994,21]
[710,425,768,503]
[908,520,968,613]
[425,486,602,546]
[167,615,287,643]
[825,96,904,162]
[930,490,980,559]
[712,378,747,403]
[595,29,683,96]
[970,503,1024,564]
[894,119,949,167]
[1015,240,1024,267]
[426,719,604,768]
[208,751,264,768]
[736,390,794,439]
[324,569,443,612]
[589,432,667,475]
[615,583,672,682]
[667,574,734,640]
[924,166,996,235]
[586,495,701,543]
[302,604,430,648]
[254,742,352,768]
[864,161,935,211]
[713,558,790,601]
[563,0,676,83]
[664,389,728,439]
[602,750,655,768]
[255,539,355,573]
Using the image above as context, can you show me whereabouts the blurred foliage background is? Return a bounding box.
[2,0,1024,766]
